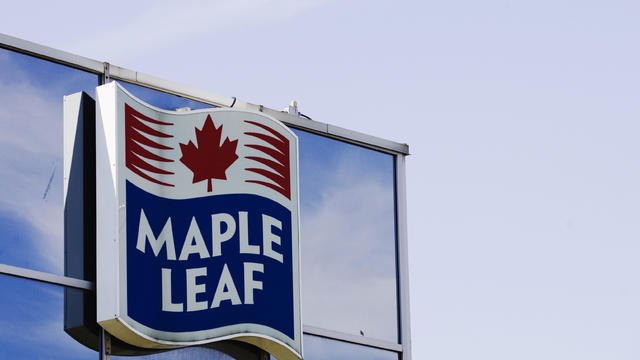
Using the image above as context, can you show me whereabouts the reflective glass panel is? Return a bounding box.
[0,48,99,275]
[0,275,96,359]
[111,346,235,360]
[118,81,213,110]
[294,129,398,342]
[302,334,398,360]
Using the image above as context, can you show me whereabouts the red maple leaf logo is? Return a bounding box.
[179,115,239,192]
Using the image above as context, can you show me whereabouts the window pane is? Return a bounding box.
[295,129,398,342]
[118,81,213,110]
[0,48,99,275]
[302,334,397,360]
[111,346,235,360]
[0,275,97,359]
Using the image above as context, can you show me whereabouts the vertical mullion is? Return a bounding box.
[396,154,412,360]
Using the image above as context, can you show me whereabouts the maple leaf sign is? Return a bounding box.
[179,115,239,192]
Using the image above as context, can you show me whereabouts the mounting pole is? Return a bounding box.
[99,326,110,360]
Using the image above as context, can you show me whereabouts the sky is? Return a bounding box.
[2,0,640,359]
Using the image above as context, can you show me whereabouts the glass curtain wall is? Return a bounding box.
[0,46,402,359]
[0,47,98,359]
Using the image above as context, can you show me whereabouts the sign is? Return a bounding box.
[95,82,302,360]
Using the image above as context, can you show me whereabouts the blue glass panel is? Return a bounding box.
[302,335,397,360]
[111,346,234,360]
[0,275,96,359]
[294,129,398,342]
[118,81,213,111]
[0,48,98,275]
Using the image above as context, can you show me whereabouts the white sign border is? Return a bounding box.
[96,82,302,360]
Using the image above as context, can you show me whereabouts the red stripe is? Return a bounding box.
[129,140,173,162]
[243,121,291,199]
[125,103,174,187]
[125,104,173,125]
[129,164,175,187]
[127,152,174,175]
[244,120,287,143]
[244,132,288,154]
[246,156,287,175]
[245,180,287,198]
[246,167,286,184]
[245,144,287,165]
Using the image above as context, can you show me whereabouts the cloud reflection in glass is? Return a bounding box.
[295,129,398,343]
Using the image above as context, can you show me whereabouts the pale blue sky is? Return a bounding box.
[3,1,640,359]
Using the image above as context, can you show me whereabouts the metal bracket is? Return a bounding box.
[102,62,110,84]
[285,100,299,116]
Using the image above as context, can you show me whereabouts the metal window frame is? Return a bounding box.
[0,263,94,291]
[0,32,412,360]
[395,155,412,360]
[303,325,403,353]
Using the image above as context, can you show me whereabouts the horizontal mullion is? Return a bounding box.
[303,324,402,352]
[0,263,94,291]
[0,33,104,74]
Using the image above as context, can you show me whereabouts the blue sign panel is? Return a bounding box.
[95,82,302,360]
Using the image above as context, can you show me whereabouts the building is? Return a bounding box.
[0,33,411,360]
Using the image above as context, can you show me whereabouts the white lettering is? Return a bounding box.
[161,268,183,312]
[239,211,260,255]
[186,267,207,312]
[243,262,264,305]
[136,209,176,260]
[262,214,283,263]
[211,213,236,256]
[179,217,210,260]
[211,264,241,308]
